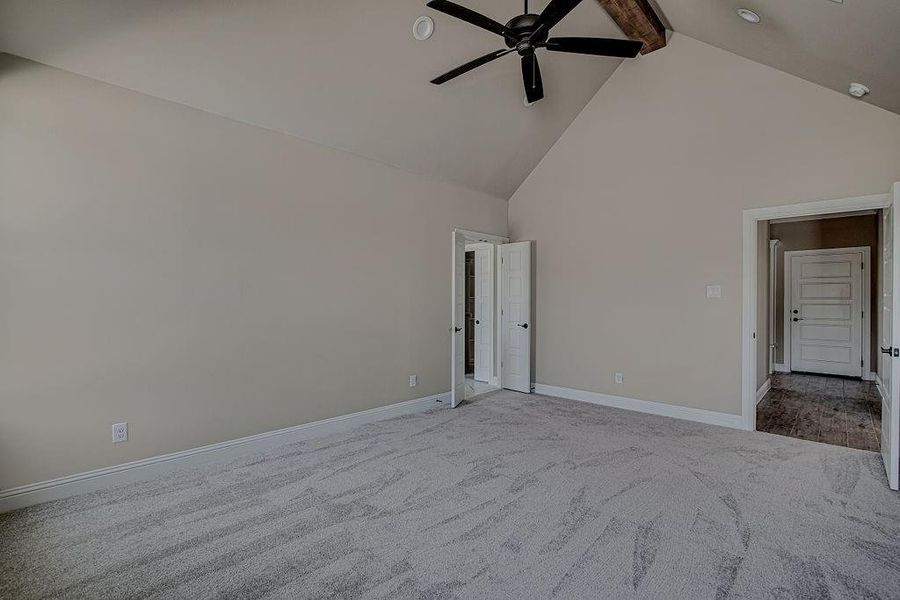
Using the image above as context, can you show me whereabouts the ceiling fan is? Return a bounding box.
[427,0,643,103]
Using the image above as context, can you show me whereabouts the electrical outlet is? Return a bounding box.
[112,422,128,443]
[615,372,624,384]
[409,375,417,387]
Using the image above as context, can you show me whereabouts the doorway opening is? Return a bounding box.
[450,229,533,407]
[742,186,900,490]
[464,244,499,399]
[757,213,880,450]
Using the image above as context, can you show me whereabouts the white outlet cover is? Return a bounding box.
[706,285,722,299]
[615,372,624,384]
[112,422,128,443]
[409,375,417,387]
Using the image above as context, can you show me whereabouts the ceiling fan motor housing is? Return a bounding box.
[504,14,548,50]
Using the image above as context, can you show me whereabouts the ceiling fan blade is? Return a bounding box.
[426,0,515,39]
[531,0,583,38]
[521,53,544,103]
[431,48,515,85]
[543,36,643,58]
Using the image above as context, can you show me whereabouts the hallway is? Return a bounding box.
[757,373,881,451]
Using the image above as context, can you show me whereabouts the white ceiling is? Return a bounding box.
[654,0,900,115]
[2,1,897,199]
[0,0,628,199]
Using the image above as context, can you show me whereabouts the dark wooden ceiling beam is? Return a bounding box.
[596,0,667,54]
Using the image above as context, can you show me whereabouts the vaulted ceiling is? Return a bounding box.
[1,1,898,200]
[0,0,628,199]
[654,0,900,116]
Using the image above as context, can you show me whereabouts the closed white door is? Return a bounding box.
[450,231,466,408]
[474,246,492,383]
[884,186,900,490]
[790,251,863,377]
[501,242,532,393]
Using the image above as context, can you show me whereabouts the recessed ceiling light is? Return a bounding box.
[737,8,761,23]
[848,82,870,98]
[413,16,434,41]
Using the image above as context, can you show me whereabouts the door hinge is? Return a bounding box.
[861,358,864,367]
[861,262,865,270]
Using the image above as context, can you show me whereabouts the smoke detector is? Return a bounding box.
[848,82,870,98]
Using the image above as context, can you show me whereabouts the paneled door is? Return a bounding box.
[474,246,493,383]
[450,231,466,408]
[501,242,532,393]
[789,251,863,377]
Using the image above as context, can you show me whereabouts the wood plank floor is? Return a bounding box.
[757,373,881,451]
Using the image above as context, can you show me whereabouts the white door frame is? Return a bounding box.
[782,246,871,378]
[742,192,891,431]
[452,229,509,400]
[768,239,779,373]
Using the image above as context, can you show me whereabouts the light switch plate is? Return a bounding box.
[409,375,417,387]
[706,285,722,299]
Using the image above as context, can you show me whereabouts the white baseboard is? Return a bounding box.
[0,392,448,514]
[533,384,744,430]
[756,378,771,405]
[863,371,878,382]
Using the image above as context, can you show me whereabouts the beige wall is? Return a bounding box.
[769,214,879,368]
[0,54,507,490]
[508,34,900,416]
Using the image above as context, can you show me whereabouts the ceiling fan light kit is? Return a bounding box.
[426,0,642,103]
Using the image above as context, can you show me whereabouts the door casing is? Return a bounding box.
[742,191,893,433]
[451,229,508,405]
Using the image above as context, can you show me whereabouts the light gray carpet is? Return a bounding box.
[3,390,900,599]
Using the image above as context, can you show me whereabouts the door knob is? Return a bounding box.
[792,317,803,322]
[454,327,462,333]
[881,346,893,355]
[792,309,799,314]
[516,323,529,329]
[475,320,480,325]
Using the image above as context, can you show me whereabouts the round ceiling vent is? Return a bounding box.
[413,16,434,41]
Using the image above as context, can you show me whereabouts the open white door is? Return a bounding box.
[474,245,493,383]
[501,242,532,393]
[882,185,900,489]
[450,231,466,408]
